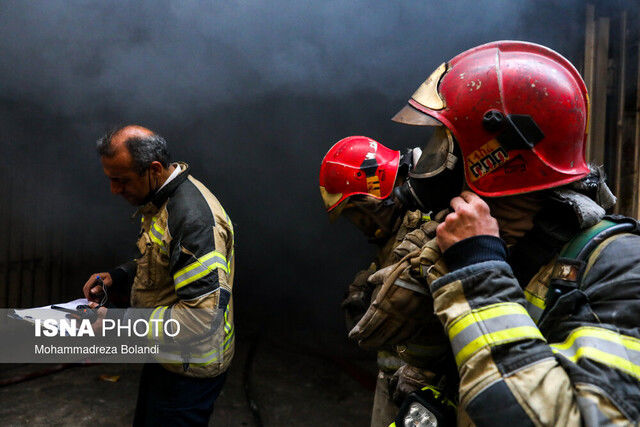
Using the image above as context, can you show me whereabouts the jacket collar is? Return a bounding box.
[136,162,189,216]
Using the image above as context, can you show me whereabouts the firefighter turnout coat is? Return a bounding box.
[428,191,640,425]
[113,163,235,378]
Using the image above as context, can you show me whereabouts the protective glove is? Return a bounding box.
[393,220,440,261]
[349,249,440,349]
[417,239,449,286]
[341,263,377,331]
[389,364,438,404]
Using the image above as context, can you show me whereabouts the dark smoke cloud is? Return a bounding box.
[0,0,608,335]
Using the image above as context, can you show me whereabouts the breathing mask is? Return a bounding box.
[394,127,464,214]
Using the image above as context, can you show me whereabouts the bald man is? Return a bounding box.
[83,125,236,426]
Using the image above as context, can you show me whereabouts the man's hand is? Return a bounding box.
[83,272,112,303]
[88,302,108,335]
[436,191,499,252]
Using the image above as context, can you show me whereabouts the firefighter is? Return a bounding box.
[319,136,456,427]
[83,125,235,425]
[389,40,640,425]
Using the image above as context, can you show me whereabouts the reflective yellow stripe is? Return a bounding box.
[147,217,167,254]
[449,303,544,366]
[524,290,546,311]
[224,305,232,334]
[223,327,234,350]
[147,306,168,342]
[551,326,640,381]
[448,303,529,338]
[173,251,229,290]
[455,326,544,366]
[149,232,163,247]
[552,327,640,352]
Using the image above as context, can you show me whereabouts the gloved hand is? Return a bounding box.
[349,247,442,349]
[417,239,449,286]
[393,220,440,261]
[389,364,438,404]
[341,263,377,331]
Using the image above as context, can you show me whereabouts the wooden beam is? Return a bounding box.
[590,17,610,167]
[584,4,596,160]
[614,11,627,214]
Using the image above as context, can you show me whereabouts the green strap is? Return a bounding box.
[560,220,617,260]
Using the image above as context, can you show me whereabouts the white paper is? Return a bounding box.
[10,298,90,323]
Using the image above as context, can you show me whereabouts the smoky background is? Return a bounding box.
[0,0,631,341]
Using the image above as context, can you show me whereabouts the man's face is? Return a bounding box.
[340,196,397,240]
[100,148,151,206]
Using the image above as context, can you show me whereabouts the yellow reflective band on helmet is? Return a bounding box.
[551,326,640,381]
[148,306,168,342]
[173,251,229,290]
[448,303,544,366]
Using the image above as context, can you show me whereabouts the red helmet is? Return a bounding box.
[319,136,400,213]
[393,40,590,197]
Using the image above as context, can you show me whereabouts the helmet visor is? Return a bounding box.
[410,127,457,179]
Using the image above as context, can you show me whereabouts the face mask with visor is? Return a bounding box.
[394,126,464,214]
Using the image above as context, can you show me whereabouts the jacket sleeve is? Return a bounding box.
[430,234,640,426]
[108,260,137,295]
[158,208,233,345]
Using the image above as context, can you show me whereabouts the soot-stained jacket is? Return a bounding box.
[429,191,640,425]
[111,163,235,378]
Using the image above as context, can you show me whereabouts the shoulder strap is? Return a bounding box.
[538,216,639,325]
[550,217,638,287]
[560,217,638,262]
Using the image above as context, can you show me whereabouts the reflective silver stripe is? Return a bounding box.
[150,223,163,242]
[148,218,167,254]
[394,279,429,295]
[450,313,538,357]
[524,290,545,323]
[550,327,640,381]
[174,252,229,290]
[223,305,232,334]
[148,306,168,342]
[448,303,544,366]
[524,301,544,323]
[157,348,222,365]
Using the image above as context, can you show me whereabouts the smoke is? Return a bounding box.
[0,0,598,335]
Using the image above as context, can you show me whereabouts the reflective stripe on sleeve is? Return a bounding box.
[148,306,168,342]
[523,290,545,323]
[448,302,545,366]
[173,251,229,290]
[551,326,640,381]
